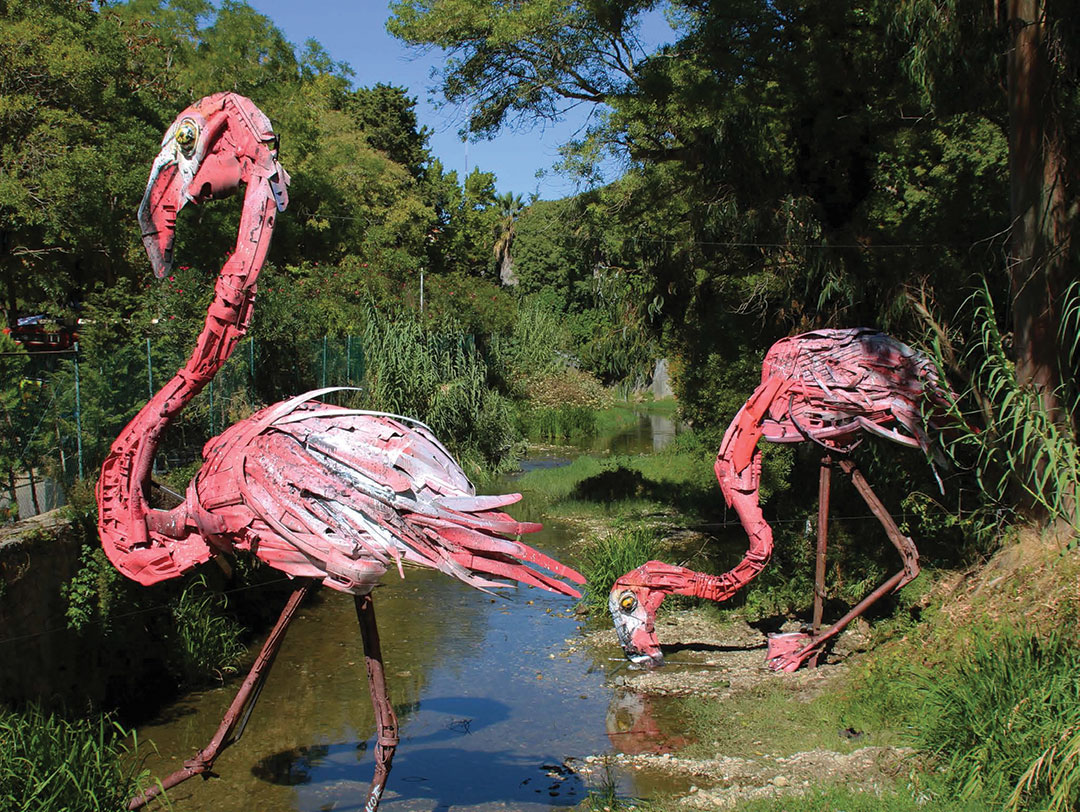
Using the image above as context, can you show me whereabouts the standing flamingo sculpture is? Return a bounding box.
[96,93,584,811]
[609,328,951,672]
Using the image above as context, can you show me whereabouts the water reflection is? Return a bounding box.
[606,690,688,755]
[591,411,680,456]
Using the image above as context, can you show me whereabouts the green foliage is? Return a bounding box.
[0,704,148,812]
[935,283,1080,533]
[910,624,1080,808]
[580,527,661,613]
[359,308,522,471]
[169,575,247,685]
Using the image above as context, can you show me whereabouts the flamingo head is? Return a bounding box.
[138,92,290,277]
[608,572,666,668]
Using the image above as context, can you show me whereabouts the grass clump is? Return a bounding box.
[581,527,662,612]
[170,575,247,685]
[911,623,1080,808]
[523,404,597,441]
[0,705,148,812]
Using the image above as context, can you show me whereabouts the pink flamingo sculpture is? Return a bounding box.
[96,93,583,811]
[609,328,951,672]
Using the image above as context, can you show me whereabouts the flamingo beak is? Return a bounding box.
[138,148,186,279]
[609,586,665,668]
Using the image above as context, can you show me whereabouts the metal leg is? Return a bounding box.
[772,460,921,672]
[355,593,399,812]
[809,455,832,667]
[128,580,314,810]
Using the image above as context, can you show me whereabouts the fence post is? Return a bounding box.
[73,342,83,480]
[147,337,157,475]
[321,335,328,389]
[346,334,351,385]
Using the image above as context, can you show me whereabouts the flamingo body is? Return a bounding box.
[95,92,582,811]
[609,328,951,670]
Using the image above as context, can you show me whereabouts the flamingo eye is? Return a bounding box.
[175,119,198,157]
[619,593,637,612]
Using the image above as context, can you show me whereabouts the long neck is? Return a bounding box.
[116,178,278,509]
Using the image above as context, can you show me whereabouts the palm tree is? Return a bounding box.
[492,191,524,286]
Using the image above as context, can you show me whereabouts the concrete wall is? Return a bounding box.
[0,511,93,706]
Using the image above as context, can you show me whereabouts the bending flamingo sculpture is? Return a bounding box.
[609,328,951,672]
[96,92,583,811]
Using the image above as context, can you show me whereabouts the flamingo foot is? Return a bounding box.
[765,632,819,672]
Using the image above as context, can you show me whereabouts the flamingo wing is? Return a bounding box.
[194,399,583,598]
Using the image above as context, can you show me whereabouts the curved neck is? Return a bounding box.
[121,178,278,504]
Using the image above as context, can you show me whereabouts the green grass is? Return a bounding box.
[717,783,988,812]
[909,623,1080,808]
[0,705,149,812]
[580,527,662,612]
[673,661,899,761]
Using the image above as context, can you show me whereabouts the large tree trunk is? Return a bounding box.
[1006,0,1075,520]
[1007,0,1071,413]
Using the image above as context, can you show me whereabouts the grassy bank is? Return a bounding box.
[575,525,1080,812]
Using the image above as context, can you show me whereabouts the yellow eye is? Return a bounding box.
[175,119,198,157]
[619,593,637,612]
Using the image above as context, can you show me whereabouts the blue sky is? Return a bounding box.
[243,1,672,200]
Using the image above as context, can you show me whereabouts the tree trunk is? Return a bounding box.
[1007,0,1071,412]
[1006,0,1075,519]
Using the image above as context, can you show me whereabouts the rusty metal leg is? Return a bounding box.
[128,580,314,810]
[838,459,920,586]
[808,456,832,667]
[355,593,399,812]
[782,461,921,670]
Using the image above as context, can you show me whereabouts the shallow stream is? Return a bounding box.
[138,411,693,811]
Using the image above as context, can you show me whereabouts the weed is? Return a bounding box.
[0,704,149,811]
[581,527,662,612]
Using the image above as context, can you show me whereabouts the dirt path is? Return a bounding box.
[573,609,915,809]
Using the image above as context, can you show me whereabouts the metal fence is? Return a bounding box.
[1,335,367,521]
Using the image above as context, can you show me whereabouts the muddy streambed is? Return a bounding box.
[137,412,695,811]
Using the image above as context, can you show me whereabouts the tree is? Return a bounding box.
[895,0,1079,415]
[0,0,169,325]
[492,192,525,286]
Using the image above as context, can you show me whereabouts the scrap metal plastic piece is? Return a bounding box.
[610,328,950,670]
[97,93,583,812]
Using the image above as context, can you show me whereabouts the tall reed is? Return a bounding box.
[932,282,1080,534]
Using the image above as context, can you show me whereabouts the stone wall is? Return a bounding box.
[0,510,96,707]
